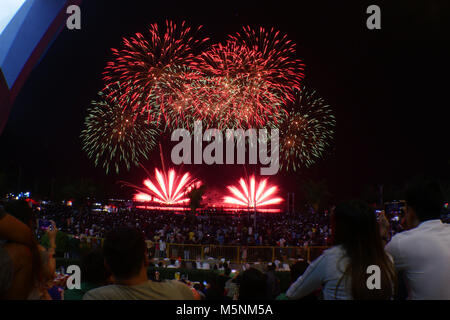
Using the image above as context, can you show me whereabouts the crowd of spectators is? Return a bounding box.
[35,205,333,247]
[0,176,448,300]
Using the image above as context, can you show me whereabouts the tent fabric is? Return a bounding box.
[0,0,82,135]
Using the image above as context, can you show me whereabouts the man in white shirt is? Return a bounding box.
[385,177,450,300]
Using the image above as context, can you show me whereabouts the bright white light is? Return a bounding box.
[0,0,26,35]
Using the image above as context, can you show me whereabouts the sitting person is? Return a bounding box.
[83,227,195,300]
[0,203,39,299]
[286,200,396,300]
[166,259,178,268]
[65,249,111,300]
[205,273,231,300]
[1,200,57,299]
[237,268,268,300]
[265,263,281,299]
[385,176,450,299]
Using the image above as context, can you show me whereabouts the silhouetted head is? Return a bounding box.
[405,176,445,223]
[103,228,147,281]
[238,268,268,300]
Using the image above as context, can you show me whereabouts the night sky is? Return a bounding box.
[1,0,449,201]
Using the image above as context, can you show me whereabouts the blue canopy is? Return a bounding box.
[0,0,81,134]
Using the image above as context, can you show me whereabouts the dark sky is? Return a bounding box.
[1,0,449,201]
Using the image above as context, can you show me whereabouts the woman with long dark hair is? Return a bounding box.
[286,200,396,300]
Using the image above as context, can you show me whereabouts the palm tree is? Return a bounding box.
[187,184,206,215]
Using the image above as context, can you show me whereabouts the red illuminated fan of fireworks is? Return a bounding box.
[224,176,283,208]
[132,168,199,205]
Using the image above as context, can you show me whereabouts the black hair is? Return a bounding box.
[2,200,34,228]
[267,263,276,272]
[238,268,268,300]
[290,261,309,284]
[332,200,396,300]
[103,228,146,280]
[405,176,445,221]
[80,249,110,285]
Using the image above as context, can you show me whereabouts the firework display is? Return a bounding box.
[191,26,305,128]
[192,42,284,128]
[230,26,305,102]
[224,175,283,208]
[80,89,159,174]
[103,20,209,126]
[278,87,336,171]
[83,20,334,174]
[129,168,199,205]
[102,22,304,130]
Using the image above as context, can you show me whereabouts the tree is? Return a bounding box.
[57,177,97,207]
[302,179,331,212]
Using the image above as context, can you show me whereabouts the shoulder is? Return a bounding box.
[83,284,119,300]
[322,245,346,259]
[164,280,195,298]
[386,226,421,250]
[385,228,416,257]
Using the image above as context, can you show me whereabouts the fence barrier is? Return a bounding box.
[68,235,328,264]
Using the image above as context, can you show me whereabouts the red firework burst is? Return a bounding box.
[191,41,286,128]
[224,176,283,208]
[231,26,305,102]
[191,26,304,128]
[103,20,209,123]
[133,168,199,205]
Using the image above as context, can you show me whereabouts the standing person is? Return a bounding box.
[183,238,190,261]
[286,200,396,300]
[385,176,450,300]
[154,237,160,259]
[159,239,166,259]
